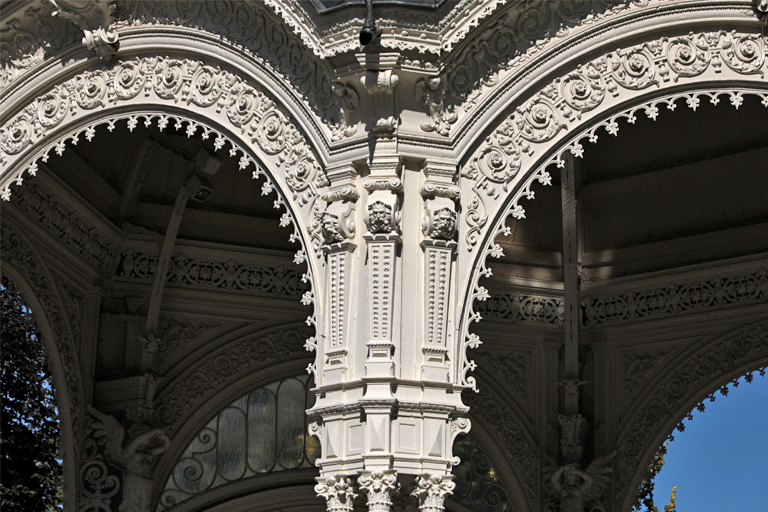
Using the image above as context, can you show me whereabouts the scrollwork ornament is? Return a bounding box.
[474,144,520,185]
[666,35,711,79]
[610,47,657,90]
[284,149,321,201]
[189,65,226,107]
[464,189,487,250]
[256,110,288,155]
[225,82,263,128]
[720,32,765,76]
[153,59,186,102]
[515,98,565,144]
[560,67,606,117]
[0,116,32,155]
[113,60,146,100]
[74,70,108,110]
[79,445,120,512]
[36,87,69,128]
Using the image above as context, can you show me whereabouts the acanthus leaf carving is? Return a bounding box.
[358,471,399,512]
[623,351,672,402]
[411,474,455,512]
[315,476,357,512]
[146,318,221,367]
[331,83,360,141]
[415,76,457,137]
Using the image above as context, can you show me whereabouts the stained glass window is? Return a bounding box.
[157,374,319,510]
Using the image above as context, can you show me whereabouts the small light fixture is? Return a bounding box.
[190,175,214,203]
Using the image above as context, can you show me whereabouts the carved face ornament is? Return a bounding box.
[367,201,392,234]
[431,207,457,239]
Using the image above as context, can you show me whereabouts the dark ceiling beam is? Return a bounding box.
[54,147,122,218]
[580,146,768,200]
[118,139,160,220]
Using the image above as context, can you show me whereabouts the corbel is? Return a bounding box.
[50,0,119,60]
[357,53,401,134]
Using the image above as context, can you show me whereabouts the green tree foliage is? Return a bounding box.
[1,275,63,511]
[632,442,676,512]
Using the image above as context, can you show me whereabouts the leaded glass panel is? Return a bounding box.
[157,374,317,511]
[451,435,511,512]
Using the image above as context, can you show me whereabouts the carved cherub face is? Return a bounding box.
[367,201,392,234]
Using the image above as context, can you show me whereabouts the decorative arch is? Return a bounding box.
[615,321,768,511]
[0,223,85,508]
[0,55,330,377]
[456,26,768,390]
[0,1,341,140]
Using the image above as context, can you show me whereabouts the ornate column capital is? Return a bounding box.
[315,475,358,512]
[412,474,456,512]
[358,470,399,512]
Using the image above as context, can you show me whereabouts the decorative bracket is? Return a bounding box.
[331,83,360,141]
[358,53,401,134]
[415,77,457,136]
[50,0,118,60]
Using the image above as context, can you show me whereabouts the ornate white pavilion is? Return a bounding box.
[1,1,767,511]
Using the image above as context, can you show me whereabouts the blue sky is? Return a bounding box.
[651,371,768,512]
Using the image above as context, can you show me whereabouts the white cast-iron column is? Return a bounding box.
[309,53,470,512]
